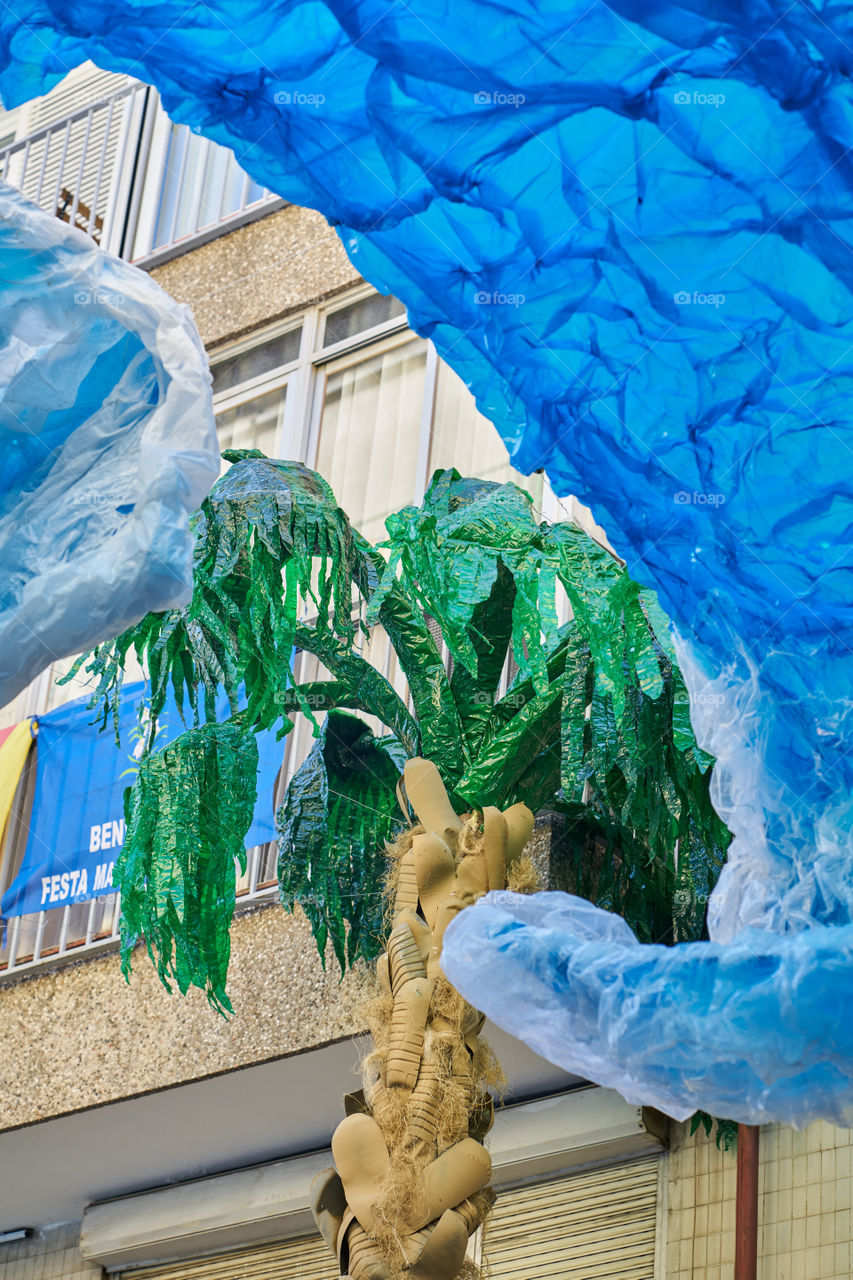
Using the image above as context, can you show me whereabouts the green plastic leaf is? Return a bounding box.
[456,637,569,809]
[68,454,377,740]
[114,721,259,1014]
[373,470,551,692]
[448,562,517,757]
[294,625,419,758]
[373,579,468,785]
[277,711,406,970]
[68,453,732,999]
[560,633,591,802]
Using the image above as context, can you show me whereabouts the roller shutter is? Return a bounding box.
[483,1155,660,1279]
[119,1158,659,1279]
[119,1233,338,1279]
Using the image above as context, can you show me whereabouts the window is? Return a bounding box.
[315,335,429,543]
[208,285,541,524]
[150,123,268,251]
[0,286,573,980]
[322,291,406,347]
[209,321,303,465]
[216,387,288,460]
[212,328,303,397]
[428,359,532,489]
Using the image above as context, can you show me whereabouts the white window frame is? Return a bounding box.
[0,288,597,981]
[208,283,529,510]
[128,92,284,264]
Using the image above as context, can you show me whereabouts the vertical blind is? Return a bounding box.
[217,387,287,468]
[316,337,429,546]
[428,360,536,495]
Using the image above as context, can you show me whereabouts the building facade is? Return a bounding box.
[0,66,851,1280]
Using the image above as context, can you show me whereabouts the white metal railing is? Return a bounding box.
[0,843,280,978]
[130,107,283,266]
[0,83,283,265]
[0,83,139,255]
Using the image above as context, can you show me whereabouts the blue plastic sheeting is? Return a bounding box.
[442,892,853,1126]
[0,182,218,706]
[1,682,283,920]
[3,3,853,1122]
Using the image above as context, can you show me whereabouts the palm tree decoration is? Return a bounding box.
[68,449,730,1279]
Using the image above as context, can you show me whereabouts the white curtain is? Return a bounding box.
[316,338,428,545]
[428,362,615,551]
[428,361,538,495]
[216,387,286,472]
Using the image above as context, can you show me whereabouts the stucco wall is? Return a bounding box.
[666,1116,853,1280]
[149,205,360,347]
[0,902,370,1132]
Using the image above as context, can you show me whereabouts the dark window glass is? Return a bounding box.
[322,293,406,347]
[211,327,301,395]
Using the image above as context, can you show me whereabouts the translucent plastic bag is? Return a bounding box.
[443,892,853,1127]
[0,183,218,703]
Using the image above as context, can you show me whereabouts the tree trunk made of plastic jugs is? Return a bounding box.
[311,758,535,1280]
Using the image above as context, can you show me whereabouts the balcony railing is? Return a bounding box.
[0,843,280,977]
[0,83,283,265]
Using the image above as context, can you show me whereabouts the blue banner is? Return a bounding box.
[1,684,284,918]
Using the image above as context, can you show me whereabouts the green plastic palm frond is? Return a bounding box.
[540,522,729,940]
[62,450,732,1004]
[438,503,730,941]
[293,625,419,758]
[276,710,406,970]
[455,633,571,807]
[370,469,554,697]
[115,721,259,1013]
[62,452,378,741]
[369,580,467,785]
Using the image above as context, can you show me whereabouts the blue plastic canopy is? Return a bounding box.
[0,182,218,706]
[2,1,853,1123]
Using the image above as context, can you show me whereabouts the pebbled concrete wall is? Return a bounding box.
[0,902,370,1132]
[149,204,360,348]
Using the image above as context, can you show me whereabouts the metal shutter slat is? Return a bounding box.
[484,1156,659,1280]
[119,1234,338,1280]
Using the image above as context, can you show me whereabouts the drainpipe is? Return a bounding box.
[735,1124,759,1280]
